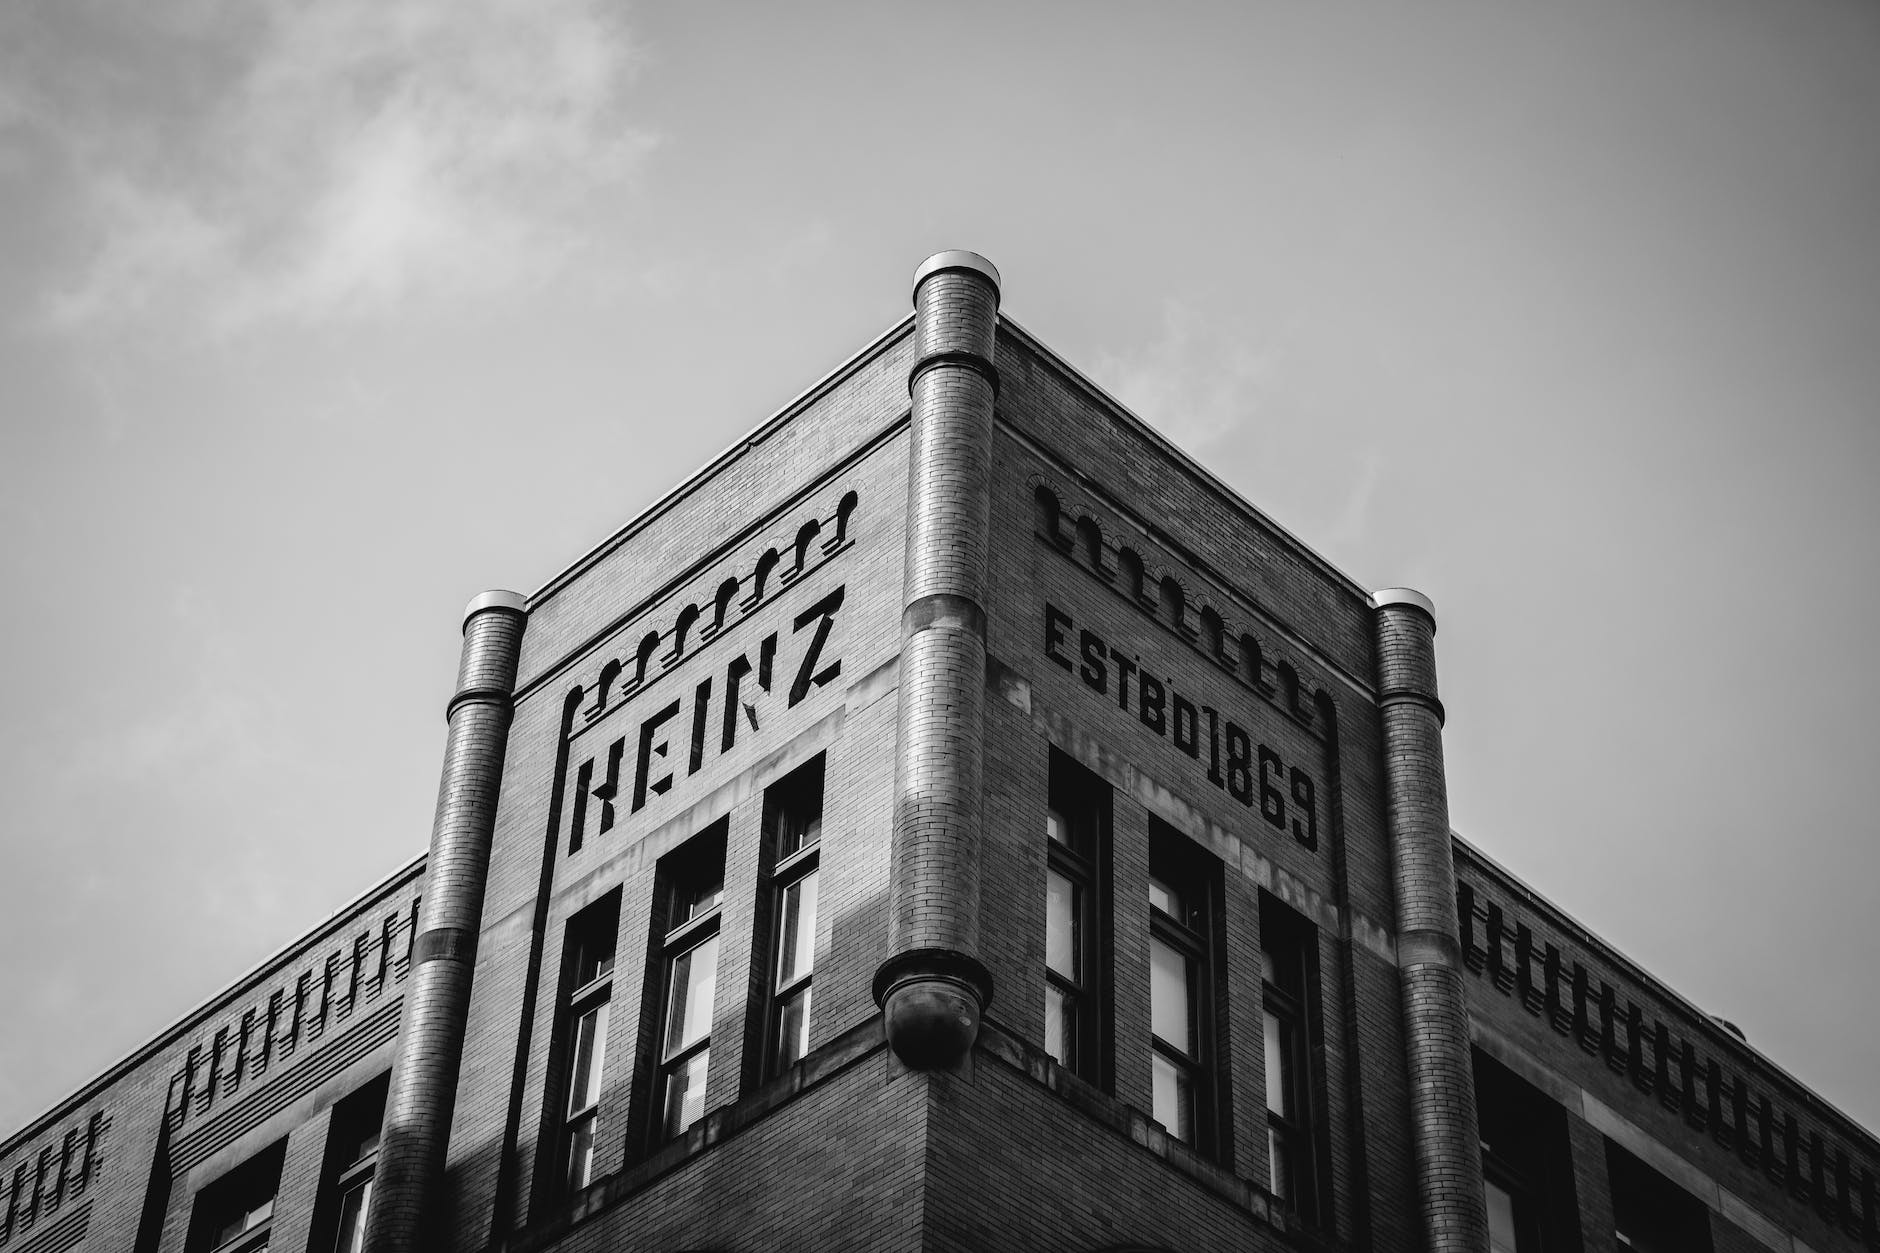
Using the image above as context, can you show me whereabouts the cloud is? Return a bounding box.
[1088,300,1278,453]
[19,0,653,332]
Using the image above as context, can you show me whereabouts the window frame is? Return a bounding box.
[1482,1154,1544,1253]
[552,892,620,1197]
[760,756,824,1078]
[185,1139,285,1253]
[311,1071,387,1253]
[1607,1139,1715,1253]
[1261,894,1326,1222]
[644,826,726,1151]
[1146,822,1222,1161]
[1045,749,1111,1091]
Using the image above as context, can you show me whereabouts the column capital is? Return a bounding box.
[913,250,1001,305]
[1370,586,1435,626]
[462,588,527,631]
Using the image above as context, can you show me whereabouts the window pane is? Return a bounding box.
[661,1047,711,1139]
[664,934,718,1055]
[1045,869,1079,978]
[566,1002,609,1113]
[564,1112,597,1193]
[776,872,818,988]
[1046,807,1070,847]
[774,985,811,1069]
[1264,1008,1292,1116]
[1148,875,1182,919]
[1151,1051,1195,1144]
[1149,936,1192,1054]
[1485,1178,1519,1253]
[333,1178,371,1253]
[1044,983,1074,1066]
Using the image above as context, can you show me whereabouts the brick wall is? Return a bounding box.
[444,374,915,1247]
[1460,838,1880,1251]
[0,858,419,1253]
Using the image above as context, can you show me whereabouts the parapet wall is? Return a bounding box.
[1456,835,1879,1250]
[0,856,424,1250]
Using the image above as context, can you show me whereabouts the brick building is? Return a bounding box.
[3,252,1875,1253]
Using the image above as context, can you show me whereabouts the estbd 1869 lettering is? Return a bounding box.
[1044,603,1318,852]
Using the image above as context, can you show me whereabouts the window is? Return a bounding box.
[1475,1051,1584,1253]
[1044,749,1110,1088]
[647,826,725,1146]
[1484,1172,1535,1253]
[556,893,620,1194]
[1262,895,1324,1219]
[186,1140,284,1253]
[1609,1141,1712,1253]
[314,1073,387,1253]
[760,756,823,1076]
[1147,822,1221,1158]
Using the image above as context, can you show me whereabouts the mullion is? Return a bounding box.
[662,1033,709,1070]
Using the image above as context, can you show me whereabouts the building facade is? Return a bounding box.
[3,252,1875,1253]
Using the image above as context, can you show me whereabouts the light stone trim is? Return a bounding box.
[462,588,527,627]
[912,250,1001,301]
[1370,586,1436,623]
[1472,1019,1817,1253]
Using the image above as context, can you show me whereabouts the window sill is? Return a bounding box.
[205,1224,272,1253]
[507,1015,885,1252]
[975,1018,1344,1252]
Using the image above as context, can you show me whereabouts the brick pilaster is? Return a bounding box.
[871,251,1002,1069]
[1373,588,1489,1253]
[364,591,527,1253]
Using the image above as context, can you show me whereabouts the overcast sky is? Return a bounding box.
[2,0,1876,1138]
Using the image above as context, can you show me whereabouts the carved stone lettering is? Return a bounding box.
[1043,601,1320,853]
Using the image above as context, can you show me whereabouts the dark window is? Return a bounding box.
[646,825,725,1146]
[1485,1171,1538,1253]
[556,893,620,1194]
[1609,1141,1712,1253]
[1475,1050,1584,1253]
[760,756,823,1076]
[1045,749,1111,1089]
[1262,894,1325,1221]
[1147,821,1222,1159]
[312,1073,387,1253]
[186,1140,284,1253]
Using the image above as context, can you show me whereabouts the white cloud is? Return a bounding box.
[1088,300,1278,453]
[30,0,653,331]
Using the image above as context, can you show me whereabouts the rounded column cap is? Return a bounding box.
[913,250,1001,305]
[463,588,528,630]
[1370,587,1436,623]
